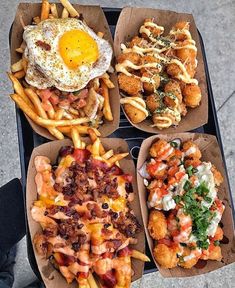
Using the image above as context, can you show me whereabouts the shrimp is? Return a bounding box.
[182,141,201,159]
[149,139,175,160]
[178,247,202,268]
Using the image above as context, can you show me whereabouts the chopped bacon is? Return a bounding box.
[35,40,51,51]
[49,93,59,105]
[100,270,117,288]
[72,98,87,110]
[73,149,91,163]
[122,174,133,183]
[117,247,132,257]
[54,252,75,266]
[39,89,53,101]
[108,165,123,175]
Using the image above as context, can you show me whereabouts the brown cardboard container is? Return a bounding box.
[114,7,208,134]
[10,3,120,140]
[137,133,235,277]
[26,138,145,287]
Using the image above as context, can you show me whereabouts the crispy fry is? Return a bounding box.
[15,47,24,54]
[102,149,114,160]
[13,70,25,79]
[57,126,72,133]
[48,14,54,19]
[41,0,50,21]
[101,73,115,89]
[69,107,79,115]
[63,110,74,120]
[33,16,41,24]
[25,88,64,139]
[50,3,58,18]
[88,128,105,155]
[92,78,100,91]
[7,73,35,111]
[11,59,23,73]
[19,14,25,28]
[54,108,64,120]
[92,138,101,156]
[10,94,90,127]
[97,31,104,38]
[22,57,28,73]
[107,153,129,164]
[59,0,79,17]
[61,7,69,18]
[71,127,82,149]
[101,80,113,121]
[44,100,55,119]
[88,273,99,288]
[131,249,151,262]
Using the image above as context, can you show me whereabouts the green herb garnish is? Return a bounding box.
[183,180,191,191]
[174,195,182,204]
[214,240,220,246]
[186,165,193,177]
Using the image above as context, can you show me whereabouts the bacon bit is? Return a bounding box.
[78,272,89,279]
[38,89,53,101]
[35,40,51,51]
[91,158,109,171]
[117,246,132,257]
[122,174,133,183]
[73,149,91,163]
[49,93,59,105]
[108,165,123,175]
[100,270,117,288]
[54,252,75,266]
[157,238,173,247]
[75,89,89,99]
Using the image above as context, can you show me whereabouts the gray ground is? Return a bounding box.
[0,0,234,287]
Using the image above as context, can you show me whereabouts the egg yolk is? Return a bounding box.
[59,29,99,69]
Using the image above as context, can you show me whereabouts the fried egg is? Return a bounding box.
[23,18,112,91]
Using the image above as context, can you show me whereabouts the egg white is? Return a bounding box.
[23,18,113,91]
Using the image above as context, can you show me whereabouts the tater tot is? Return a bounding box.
[148,210,167,240]
[140,55,161,74]
[118,73,142,95]
[117,52,140,65]
[129,36,146,48]
[123,103,146,123]
[166,63,182,77]
[203,244,222,261]
[153,244,179,268]
[179,102,187,116]
[182,84,202,108]
[182,141,201,159]
[211,165,224,186]
[173,21,190,31]
[184,158,201,168]
[146,94,161,113]
[141,18,163,39]
[164,80,182,103]
[176,48,196,63]
[142,72,160,93]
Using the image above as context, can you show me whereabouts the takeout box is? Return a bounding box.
[137,133,235,277]
[114,7,208,134]
[10,3,120,140]
[26,138,145,287]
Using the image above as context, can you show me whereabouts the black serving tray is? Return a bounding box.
[12,7,234,281]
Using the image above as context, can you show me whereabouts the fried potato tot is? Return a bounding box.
[211,165,224,186]
[182,84,202,108]
[166,63,182,78]
[182,141,201,159]
[118,73,142,96]
[164,80,182,103]
[117,52,140,65]
[140,55,161,74]
[142,72,160,93]
[148,210,167,240]
[153,244,179,268]
[146,94,161,113]
[123,103,146,124]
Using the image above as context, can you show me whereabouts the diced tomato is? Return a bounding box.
[49,93,59,105]
[122,174,133,183]
[146,161,164,177]
[174,149,183,158]
[108,165,123,175]
[168,177,176,185]
[168,166,179,177]
[73,149,91,163]
[175,171,186,181]
[181,222,192,231]
[38,89,53,101]
[78,272,89,279]
[159,188,168,197]
[158,238,173,247]
[117,247,132,257]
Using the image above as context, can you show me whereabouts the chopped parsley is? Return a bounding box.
[214,240,220,246]
[186,165,193,177]
[196,182,209,197]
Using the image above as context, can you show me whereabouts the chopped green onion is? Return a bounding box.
[214,240,220,246]
[183,180,191,191]
[186,165,193,176]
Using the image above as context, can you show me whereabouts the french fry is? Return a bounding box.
[13,70,25,79]
[44,100,55,119]
[97,31,104,38]
[22,57,28,73]
[50,3,58,18]
[88,128,105,155]
[100,73,115,89]
[61,8,69,18]
[60,0,79,17]
[71,127,82,149]
[102,149,114,160]
[92,138,101,156]
[15,47,24,54]
[10,94,90,127]
[92,78,100,91]
[7,73,35,111]
[88,273,99,288]
[48,14,54,19]
[54,108,64,120]
[33,16,41,24]
[107,153,129,165]
[11,59,23,73]
[25,88,64,140]
[41,0,50,21]
[19,14,26,28]
[69,107,79,115]
[63,110,74,120]
[131,250,151,262]
[101,80,113,121]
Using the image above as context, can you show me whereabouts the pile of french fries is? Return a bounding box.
[8,0,114,140]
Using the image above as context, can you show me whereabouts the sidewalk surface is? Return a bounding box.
[0,0,234,287]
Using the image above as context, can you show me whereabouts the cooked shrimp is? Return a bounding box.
[149,139,175,160]
[178,247,201,268]
[146,161,168,179]
[153,243,179,268]
[118,73,142,95]
[182,84,202,108]
[184,158,201,168]
[148,210,167,240]
[182,141,201,159]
